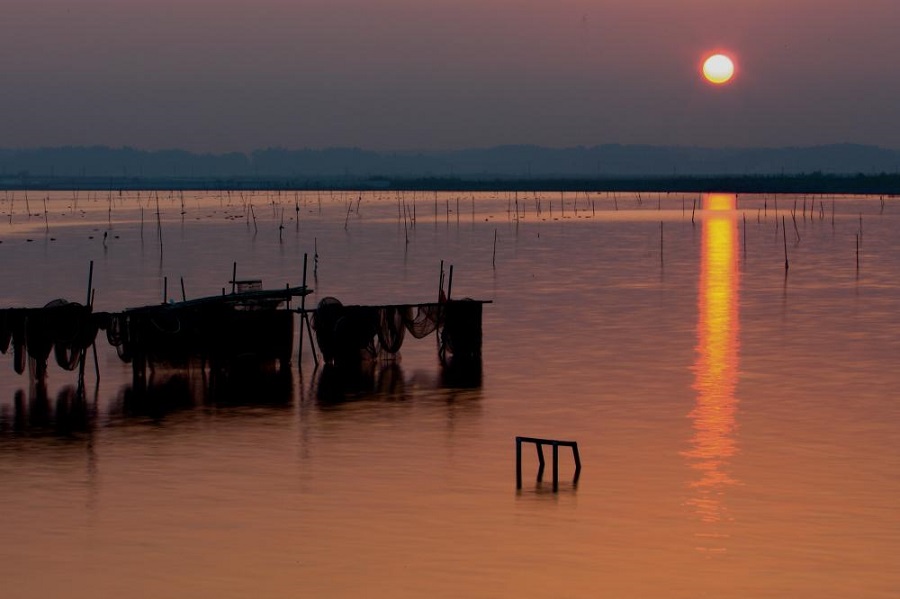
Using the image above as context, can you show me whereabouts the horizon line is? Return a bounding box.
[2,141,899,156]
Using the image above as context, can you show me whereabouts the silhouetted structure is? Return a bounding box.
[1,300,100,379]
[309,297,487,368]
[106,285,310,385]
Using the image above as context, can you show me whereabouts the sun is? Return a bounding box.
[702,54,735,85]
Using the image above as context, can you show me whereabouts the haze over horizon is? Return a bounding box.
[3,0,899,154]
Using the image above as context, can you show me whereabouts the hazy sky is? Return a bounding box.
[2,0,898,152]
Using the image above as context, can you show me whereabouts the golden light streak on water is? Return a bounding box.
[686,193,740,552]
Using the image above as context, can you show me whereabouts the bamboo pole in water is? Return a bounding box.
[447,265,454,300]
[743,213,747,259]
[492,229,498,269]
[91,287,100,383]
[659,222,664,267]
[85,260,94,306]
[78,262,94,392]
[783,216,789,271]
[156,194,163,255]
[299,253,316,366]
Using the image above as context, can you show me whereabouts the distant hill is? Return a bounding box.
[2,144,899,183]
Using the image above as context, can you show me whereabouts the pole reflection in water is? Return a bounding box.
[685,193,741,553]
[0,384,95,436]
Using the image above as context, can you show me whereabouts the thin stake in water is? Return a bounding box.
[492,229,498,269]
[659,221,664,267]
[783,216,789,271]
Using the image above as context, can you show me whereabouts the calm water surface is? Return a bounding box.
[1,190,899,598]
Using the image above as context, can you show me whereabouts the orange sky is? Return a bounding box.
[1,0,898,152]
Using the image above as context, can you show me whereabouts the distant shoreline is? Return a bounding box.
[1,173,898,195]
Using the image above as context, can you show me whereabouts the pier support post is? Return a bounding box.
[516,438,522,489]
[552,443,559,490]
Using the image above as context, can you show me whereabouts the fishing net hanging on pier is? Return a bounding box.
[0,300,100,377]
[311,297,476,366]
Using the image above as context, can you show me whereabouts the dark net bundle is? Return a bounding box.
[312,298,378,364]
[1,301,100,376]
[376,305,407,355]
[0,309,12,354]
[0,309,28,374]
[313,298,447,365]
[46,300,101,371]
[404,304,443,339]
[375,304,447,358]
[105,313,134,362]
[312,297,345,365]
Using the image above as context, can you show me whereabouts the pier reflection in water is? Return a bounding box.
[685,193,741,552]
[0,384,95,437]
[111,367,295,420]
[2,358,482,436]
[314,358,482,407]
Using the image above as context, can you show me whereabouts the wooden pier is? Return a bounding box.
[300,297,490,368]
[107,284,311,384]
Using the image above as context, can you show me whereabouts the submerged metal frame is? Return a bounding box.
[516,436,582,492]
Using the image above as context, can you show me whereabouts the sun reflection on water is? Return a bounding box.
[685,193,741,552]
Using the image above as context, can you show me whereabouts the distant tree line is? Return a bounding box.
[1,144,899,193]
[2,143,900,178]
[2,173,898,195]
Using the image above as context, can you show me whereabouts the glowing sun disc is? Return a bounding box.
[702,54,735,84]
